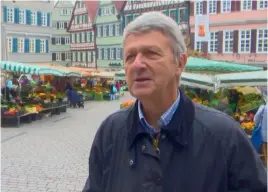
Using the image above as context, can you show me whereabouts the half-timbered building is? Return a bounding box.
[122,0,189,35]
[67,1,98,68]
[95,0,126,71]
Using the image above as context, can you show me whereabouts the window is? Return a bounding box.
[87,32,91,42]
[59,22,64,29]
[221,0,232,13]
[77,33,80,43]
[52,22,57,28]
[241,0,252,10]
[195,1,203,15]
[31,12,37,25]
[7,8,14,23]
[56,37,61,45]
[98,48,102,59]
[258,0,268,9]
[109,24,113,36]
[18,38,24,53]
[40,39,46,53]
[72,34,75,43]
[209,32,218,53]
[116,48,121,59]
[19,10,25,24]
[41,13,47,26]
[81,33,85,42]
[239,29,251,53]
[7,38,12,52]
[72,52,76,61]
[29,39,35,53]
[169,9,176,21]
[65,37,70,45]
[195,41,203,52]
[223,31,233,53]
[257,29,268,53]
[83,52,86,62]
[65,52,70,61]
[77,52,81,61]
[56,53,61,61]
[104,49,108,59]
[208,0,217,14]
[103,25,107,37]
[97,26,101,37]
[68,9,72,15]
[115,24,120,36]
[101,7,113,16]
[61,8,68,15]
[110,48,114,59]
[125,15,132,25]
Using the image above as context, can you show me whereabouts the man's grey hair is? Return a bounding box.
[122,11,187,61]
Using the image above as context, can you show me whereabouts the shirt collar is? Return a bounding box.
[138,89,181,134]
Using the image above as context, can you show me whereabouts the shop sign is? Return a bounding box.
[194,15,210,42]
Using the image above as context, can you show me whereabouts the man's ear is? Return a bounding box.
[175,53,187,75]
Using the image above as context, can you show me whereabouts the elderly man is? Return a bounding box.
[83,12,267,192]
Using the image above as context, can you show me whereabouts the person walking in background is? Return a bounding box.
[109,82,116,101]
[83,12,266,192]
[116,81,120,92]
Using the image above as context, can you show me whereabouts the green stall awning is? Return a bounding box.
[0,61,65,76]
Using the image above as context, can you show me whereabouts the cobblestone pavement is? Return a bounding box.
[1,92,133,192]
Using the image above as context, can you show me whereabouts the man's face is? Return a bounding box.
[124,30,183,99]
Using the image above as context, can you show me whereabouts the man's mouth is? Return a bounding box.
[135,78,151,82]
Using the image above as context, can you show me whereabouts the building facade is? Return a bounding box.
[67,0,98,68]
[122,0,189,35]
[51,0,73,66]
[189,0,267,67]
[1,0,53,63]
[95,0,126,71]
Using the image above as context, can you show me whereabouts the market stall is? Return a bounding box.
[0,61,71,127]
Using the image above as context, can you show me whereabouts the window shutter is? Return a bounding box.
[46,40,49,53]
[175,9,179,23]
[14,8,20,24]
[203,42,208,55]
[57,22,59,29]
[231,1,236,12]
[64,22,67,29]
[217,31,223,54]
[62,53,65,61]
[74,34,77,43]
[85,52,88,62]
[61,37,65,45]
[100,26,103,37]
[122,16,125,29]
[37,11,42,26]
[47,13,50,27]
[70,35,72,43]
[3,6,7,22]
[184,8,189,22]
[113,48,116,59]
[190,33,195,50]
[52,37,55,45]
[80,33,82,42]
[101,48,104,59]
[91,52,94,62]
[84,32,87,42]
[26,10,31,25]
[252,1,257,10]
[106,25,109,36]
[233,30,239,53]
[35,39,40,53]
[113,24,116,36]
[250,29,257,53]
[203,1,207,14]
[90,32,92,42]
[24,39,29,53]
[120,48,123,60]
[112,6,115,14]
[190,2,194,16]
[236,1,241,11]
[108,48,110,59]
[119,24,122,35]
[52,53,56,61]
[13,38,18,53]
[217,1,221,13]
[98,8,102,16]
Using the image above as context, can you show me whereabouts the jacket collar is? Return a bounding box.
[127,90,195,149]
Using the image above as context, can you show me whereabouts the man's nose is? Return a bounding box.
[132,53,146,69]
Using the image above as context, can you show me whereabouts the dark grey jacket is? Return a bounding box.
[83,91,267,192]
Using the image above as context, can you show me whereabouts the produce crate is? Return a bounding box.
[103,94,110,101]
[95,94,103,101]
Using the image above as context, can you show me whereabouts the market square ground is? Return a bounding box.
[1,92,133,192]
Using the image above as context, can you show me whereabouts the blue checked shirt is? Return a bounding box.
[138,90,180,134]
